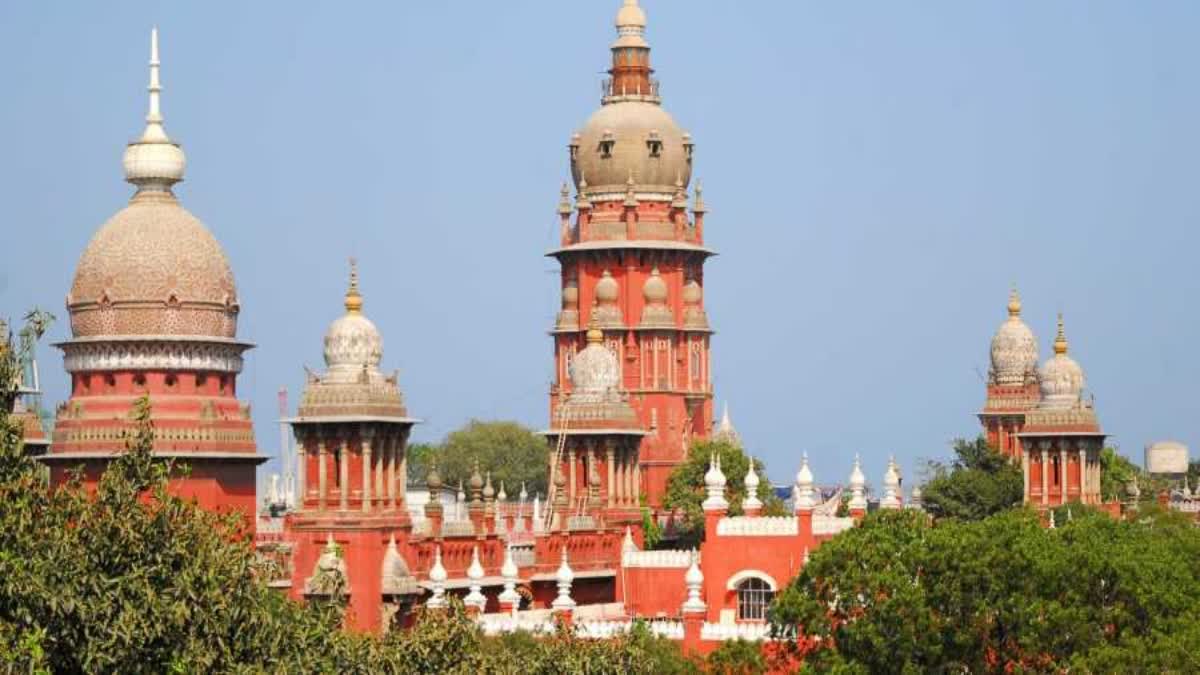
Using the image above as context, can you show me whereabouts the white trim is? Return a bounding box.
[726,570,778,591]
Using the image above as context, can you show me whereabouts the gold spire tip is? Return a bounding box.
[1054,313,1068,355]
[344,257,363,313]
[1007,286,1022,317]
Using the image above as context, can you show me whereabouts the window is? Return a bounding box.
[736,577,774,621]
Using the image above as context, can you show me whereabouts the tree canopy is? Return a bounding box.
[769,506,1200,673]
[918,437,1023,521]
[660,439,788,549]
[409,419,549,497]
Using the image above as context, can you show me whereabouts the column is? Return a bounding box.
[362,432,373,513]
[606,442,616,508]
[632,454,641,505]
[1078,445,1087,505]
[317,433,328,511]
[399,442,408,507]
[386,433,396,509]
[339,436,350,511]
[615,450,625,506]
[1040,443,1049,507]
[296,430,306,507]
[1059,446,1068,506]
[1021,446,1030,504]
[568,447,577,504]
[374,432,384,509]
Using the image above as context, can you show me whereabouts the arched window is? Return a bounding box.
[736,577,774,621]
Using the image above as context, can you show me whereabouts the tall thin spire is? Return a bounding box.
[1054,313,1068,355]
[344,258,363,314]
[1007,285,1022,318]
[607,0,655,101]
[123,27,186,192]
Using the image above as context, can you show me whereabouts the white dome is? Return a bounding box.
[990,290,1039,386]
[322,266,383,381]
[568,327,621,400]
[642,268,668,303]
[595,270,620,302]
[1038,316,1085,409]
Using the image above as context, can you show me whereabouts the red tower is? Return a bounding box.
[43,30,265,516]
[550,0,713,508]
[978,289,1040,459]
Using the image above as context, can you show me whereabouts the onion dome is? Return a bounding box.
[794,452,816,511]
[426,466,442,491]
[567,318,622,402]
[907,485,924,511]
[682,279,709,330]
[556,279,580,331]
[69,29,238,340]
[592,270,623,327]
[464,547,486,609]
[880,456,901,509]
[742,459,763,512]
[702,453,728,511]
[322,260,384,382]
[622,525,638,553]
[569,1,693,196]
[469,461,485,501]
[681,550,705,614]
[381,534,417,595]
[483,472,495,502]
[989,288,1039,386]
[426,546,448,609]
[640,267,673,327]
[1037,314,1085,409]
[552,546,576,611]
[848,455,868,511]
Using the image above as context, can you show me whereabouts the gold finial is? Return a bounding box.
[586,301,604,345]
[344,258,363,314]
[1007,285,1022,317]
[1053,313,1068,355]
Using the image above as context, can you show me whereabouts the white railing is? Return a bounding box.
[478,615,555,636]
[511,545,536,568]
[1171,500,1200,513]
[701,622,772,642]
[575,620,631,639]
[622,549,694,569]
[441,521,476,537]
[716,516,798,537]
[812,515,855,536]
[567,515,598,531]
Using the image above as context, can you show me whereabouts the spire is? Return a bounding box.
[606,0,655,102]
[464,546,486,610]
[123,27,186,193]
[702,453,728,511]
[614,0,648,48]
[794,452,816,512]
[880,456,902,510]
[552,546,576,611]
[1007,286,1022,318]
[1048,510,1056,529]
[558,182,573,215]
[624,170,639,207]
[344,258,363,314]
[1053,313,1069,355]
[848,454,867,512]
[498,544,521,612]
[692,181,707,214]
[622,525,638,553]
[742,458,763,513]
[681,550,705,614]
[427,546,448,608]
[586,301,604,345]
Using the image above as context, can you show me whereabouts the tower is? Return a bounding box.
[1017,315,1105,508]
[44,29,265,514]
[550,0,713,508]
[979,288,1040,458]
[285,261,419,632]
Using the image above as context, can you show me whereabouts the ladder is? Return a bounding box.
[542,404,570,531]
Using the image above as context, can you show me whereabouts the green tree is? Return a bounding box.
[404,441,438,484]
[427,419,549,496]
[1098,446,1140,502]
[661,440,788,549]
[919,436,1022,521]
[770,507,1200,673]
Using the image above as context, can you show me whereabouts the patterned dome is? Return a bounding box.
[595,270,619,302]
[642,267,668,303]
[68,30,238,340]
[989,288,1038,386]
[322,263,383,382]
[568,324,621,402]
[1038,315,1085,409]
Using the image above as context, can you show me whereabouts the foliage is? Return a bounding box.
[418,419,549,497]
[404,441,438,484]
[770,507,1200,673]
[641,508,663,550]
[919,436,1022,521]
[1099,446,1140,502]
[706,638,768,675]
[661,440,787,549]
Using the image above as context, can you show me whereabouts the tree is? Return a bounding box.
[405,441,438,484]
[661,440,788,549]
[424,420,549,497]
[919,436,1022,521]
[769,507,1200,673]
[1099,446,1140,502]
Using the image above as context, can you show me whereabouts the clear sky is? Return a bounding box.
[2,1,1198,490]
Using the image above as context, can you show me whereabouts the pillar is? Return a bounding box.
[399,444,408,507]
[362,432,373,513]
[568,447,577,504]
[340,436,350,511]
[1040,444,1049,507]
[1059,446,1068,506]
[317,434,328,510]
[1021,444,1030,503]
[296,430,306,508]
[606,443,616,508]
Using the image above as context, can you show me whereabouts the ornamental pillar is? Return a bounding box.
[296,429,307,508]
[606,441,615,509]
[1039,443,1049,507]
[373,432,385,509]
[1021,443,1030,503]
[1059,446,1068,506]
[339,435,350,511]
[362,431,373,513]
[317,434,328,510]
[568,447,577,505]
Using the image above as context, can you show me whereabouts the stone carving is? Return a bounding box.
[60,338,248,374]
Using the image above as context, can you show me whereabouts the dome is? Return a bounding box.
[642,267,668,303]
[322,264,383,381]
[616,0,646,31]
[570,102,691,194]
[68,196,239,338]
[67,28,237,340]
[568,324,621,400]
[595,270,619,302]
[1038,315,1085,409]
[989,288,1038,386]
[682,279,702,305]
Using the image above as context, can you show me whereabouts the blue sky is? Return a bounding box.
[2,1,1198,489]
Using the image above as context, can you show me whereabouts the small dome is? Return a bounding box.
[682,279,702,305]
[322,264,383,380]
[642,267,668,303]
[1038,315,1085,409]
[569,325,621,398]
[616,0,646,29]
[571,102,691,195]
[562,281,579,308]
[595,270,619,302]
[989,289,1039,386]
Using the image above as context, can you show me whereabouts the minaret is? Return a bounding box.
[46,28,264,515]
[550,0,714,510]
